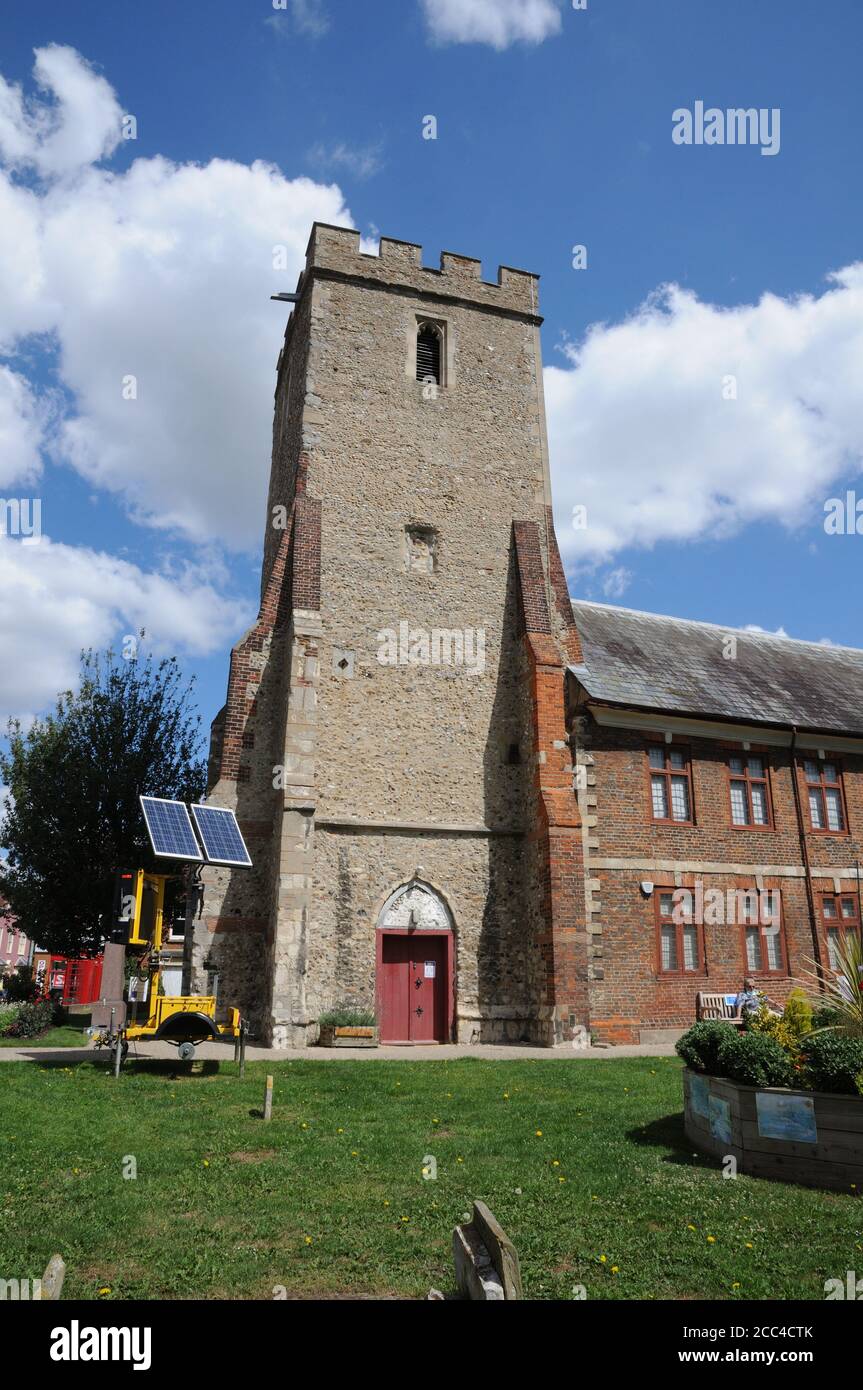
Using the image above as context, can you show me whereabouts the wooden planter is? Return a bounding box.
[318,1025,379,1049]
[683,1067,863,1193]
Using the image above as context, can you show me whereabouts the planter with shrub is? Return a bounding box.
[677,989,863,1193]
[317,1006,378,1048]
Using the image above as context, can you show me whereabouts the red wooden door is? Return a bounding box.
[380,936,413,1041]
[408,938,445,1042]
[379,935,446,1042]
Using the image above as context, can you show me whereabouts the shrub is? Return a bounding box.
[318,1005,376,1028]
[799,1032,863,1096]
[675,1020,737,1074]
[2,998,55,1039]
[747,1004,797,1052]
[0,1005,18,1033]
[4,965,39,1003]
[715,1030,796,1088]
[781,988,813,1040]
[811,1005,843,1031]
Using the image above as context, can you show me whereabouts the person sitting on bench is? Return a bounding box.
[734,977,779,1020]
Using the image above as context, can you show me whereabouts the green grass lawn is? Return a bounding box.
[0,1055,860,1300]
[0,1023,90,1049]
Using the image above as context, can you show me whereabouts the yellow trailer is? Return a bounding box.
[93,869,241,1066]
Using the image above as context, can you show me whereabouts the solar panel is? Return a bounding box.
[140,796,203,862]
[190,804,252,868]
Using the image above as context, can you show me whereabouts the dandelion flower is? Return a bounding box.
[599,1254,607,1263]
[535,1130,543,1137]
[304,1236,313,1245]
[707,1235,716,1244]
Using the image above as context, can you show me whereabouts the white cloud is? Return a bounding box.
[0,367,45,488]
[600,566,631,599]
[743,624,790,638]
[0,47,355,551]
[421,0,563,49]
[307,140,384,181]
[0,535,251,723]
[546,267,863,569]
[264,0,330,40]
[0,45,122,178]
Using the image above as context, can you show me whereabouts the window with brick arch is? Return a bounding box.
[819,892,861,971]
[656,890,703,974]
[728,752,772,828]
[740,890,786,975]
[416,321,442,385]
[802,758,847,833]
[648,744,693,824]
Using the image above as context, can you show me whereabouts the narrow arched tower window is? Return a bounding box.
[416,322,442,384]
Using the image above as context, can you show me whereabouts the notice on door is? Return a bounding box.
[424,961,436,978]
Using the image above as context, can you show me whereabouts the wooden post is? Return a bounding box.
[263,1074,273,1122]
[39,1254,66,1301]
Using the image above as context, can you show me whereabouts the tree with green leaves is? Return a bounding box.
[0,640,206,956]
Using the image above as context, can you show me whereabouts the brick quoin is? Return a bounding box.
[514,519,588,1042]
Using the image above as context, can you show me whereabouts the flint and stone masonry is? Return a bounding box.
[189,224,585,1046]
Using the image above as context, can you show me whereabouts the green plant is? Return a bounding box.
[0,1004,18,1033]
[801,933,863,1038]
[781,988,813,1040]
[799,1031,863,1096]
[811,1004,843,1030]
[318,1005,376,1028]
[716,1031,796,1088]
[2,998,55,1039]
[675,1020,736,1074]
[747,1004,796,1052]
[4,965,39,1003]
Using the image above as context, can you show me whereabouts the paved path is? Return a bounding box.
[0,1039,678,1064]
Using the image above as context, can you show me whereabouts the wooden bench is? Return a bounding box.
[696,992,744,1027]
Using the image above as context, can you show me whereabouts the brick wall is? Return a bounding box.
[577,715,863,1042]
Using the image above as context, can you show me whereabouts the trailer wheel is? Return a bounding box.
[178,1041,196,1062]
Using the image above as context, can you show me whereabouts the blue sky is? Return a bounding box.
[2,0,863,746]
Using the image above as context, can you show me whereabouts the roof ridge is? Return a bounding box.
[570,599,863,657]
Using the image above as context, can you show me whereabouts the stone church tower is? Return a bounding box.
[190,223,586,1047]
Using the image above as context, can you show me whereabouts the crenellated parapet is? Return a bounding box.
[292,221,541,320]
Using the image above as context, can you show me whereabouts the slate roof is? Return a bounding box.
[569,600,863,736]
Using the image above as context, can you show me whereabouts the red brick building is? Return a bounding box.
[568,602,863,1044]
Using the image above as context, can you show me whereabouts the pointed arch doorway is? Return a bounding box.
[375,882,455,1044]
